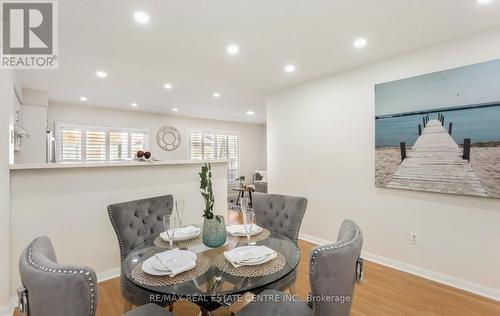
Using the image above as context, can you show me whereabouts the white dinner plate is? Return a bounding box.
[236,252,277,266]
[225,246,277,266]
[142,250,197,275]
[160,229,201,242]
[227,225,263,237]
[142,259,171,276]
[172,229,201,241]
[151,250,197,271]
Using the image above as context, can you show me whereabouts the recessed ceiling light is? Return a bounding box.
[96,71,107,78]
[353,38,368,49]
[284,64,296,73]
[134,11,150,24]
[246,111,255,116]
[213,92,221,98]
[172,108,179,112]
[80,96,87,101]
[226,44,240,55]
[477,0,493,4]
[164,83,173,90]
[131,103,138,107]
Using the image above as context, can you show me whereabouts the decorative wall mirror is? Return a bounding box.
[156,126,181,151]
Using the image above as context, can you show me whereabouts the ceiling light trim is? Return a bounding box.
[284,64,296,73]
[226,44,240,55]
[353,38,368,49]
[134,11,150,24]
[96,71,107,78]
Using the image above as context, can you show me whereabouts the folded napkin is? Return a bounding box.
[226,224,263,237]
[160,225,200,241]
[224,246,277,268]
[154,248,197,277]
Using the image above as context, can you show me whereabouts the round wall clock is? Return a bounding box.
[156,126,181,151]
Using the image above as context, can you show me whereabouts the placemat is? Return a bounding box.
[229,228,271,244]
[154,235,203,249]
[131,255,210,286]
[154,228,271,249]
[214,253,286,278]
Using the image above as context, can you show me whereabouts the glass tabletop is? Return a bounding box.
[122,227,300,302]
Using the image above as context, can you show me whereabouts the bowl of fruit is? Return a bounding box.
[135,150,152,161]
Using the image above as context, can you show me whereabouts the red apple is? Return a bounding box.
[144,151,151,159]
[136,150,144,158]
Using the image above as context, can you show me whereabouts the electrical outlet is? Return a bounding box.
[409,233,419,245]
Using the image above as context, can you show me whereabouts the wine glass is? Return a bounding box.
[163,215,178,249]
[240,197,249,213]
[175,200,185,227]
[242,210,255,246]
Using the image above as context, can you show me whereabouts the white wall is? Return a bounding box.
[14,89,49,164]
[47,103,267,181]
[14,105,48,164]
[0,70,16,312]
[9,162,228,297]
[267,28,500,300]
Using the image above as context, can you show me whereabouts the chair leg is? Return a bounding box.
[199,308,213,316]
[288,284,296,295]
[168,303,174,312]
[122,302,132,313]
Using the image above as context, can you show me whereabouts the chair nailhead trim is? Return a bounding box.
[26,237,97,315]
[108,205,127,261]
[309,222,360,316]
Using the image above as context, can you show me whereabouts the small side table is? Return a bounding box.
[232,187,254,208]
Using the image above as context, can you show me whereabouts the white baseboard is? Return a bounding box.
[299,233,500,302]
[97,267,120,282]
[0,296,17,316]
[0,267,121,316]
[299,233,332,246]
[361,251,500,302]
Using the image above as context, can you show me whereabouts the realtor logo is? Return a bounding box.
[1,0,58,69]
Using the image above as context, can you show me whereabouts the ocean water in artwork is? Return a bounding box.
[375,105,500,148]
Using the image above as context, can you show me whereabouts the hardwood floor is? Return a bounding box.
[14,238,500,316]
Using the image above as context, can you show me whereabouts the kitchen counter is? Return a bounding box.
[9,159,228,170]
[9,159,228,296]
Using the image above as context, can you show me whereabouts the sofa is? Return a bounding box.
[253,170,268,193]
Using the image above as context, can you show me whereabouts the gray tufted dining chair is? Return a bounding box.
[18,236,172,316]
[236,220,364,316]
[107,195,175,312]
[252,192,307,293]
[252,192,308,243]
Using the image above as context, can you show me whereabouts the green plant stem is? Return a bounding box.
[199,162,216,220]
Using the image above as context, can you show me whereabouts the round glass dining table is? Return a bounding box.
[122,228,300,315]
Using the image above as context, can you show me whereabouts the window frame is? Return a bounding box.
[55,122,150,162]
[189,128,240,181]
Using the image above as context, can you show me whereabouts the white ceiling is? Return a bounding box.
[17,0,500,124]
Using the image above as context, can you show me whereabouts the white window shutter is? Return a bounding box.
[217,134,228,159]
[110,132,129,160]
[85,130,106,160]
[56,123,148,162]
[190,130,239,181]
[203,133,215,160]
[60,128,82,161]
[130,132,147,157]
[190,132,203,160]
[228,134,238,170]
